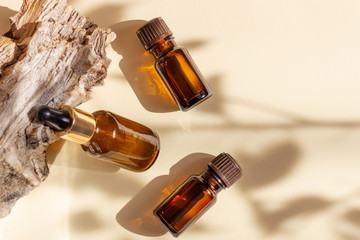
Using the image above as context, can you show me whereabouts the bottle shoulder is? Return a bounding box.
[154,47,191,69]
[162,47,188,58]
[91,110,109,118]
[183,175,217,198]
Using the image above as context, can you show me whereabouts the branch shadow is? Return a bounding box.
[116,152,214,236]
[193,80,360,238]
[180,39,208,50]
[235,141,358,236]
[196,73,360,131]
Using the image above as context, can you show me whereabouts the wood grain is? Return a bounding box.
[0,0,115,217]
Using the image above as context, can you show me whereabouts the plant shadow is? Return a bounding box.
[239,141,300,191]
[235,141,350,236]
[337,208,360,239]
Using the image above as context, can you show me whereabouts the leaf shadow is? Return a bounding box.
[336,207,360,239]
[239,141,301,191]
[343,209,360,228]
[235,141,360,236]
[235,141,333,233]
[252,196,333,233]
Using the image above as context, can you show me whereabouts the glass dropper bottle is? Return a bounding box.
[36,105,160,172]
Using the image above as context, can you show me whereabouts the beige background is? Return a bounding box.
[1,0,360,239]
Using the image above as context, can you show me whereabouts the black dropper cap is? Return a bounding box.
[36,105,96,144]
[36,106,72,131]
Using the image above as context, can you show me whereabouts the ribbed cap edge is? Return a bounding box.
[136,17,173,50]
[209,153,243,188]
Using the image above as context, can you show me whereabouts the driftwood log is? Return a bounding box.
[0,0,115,218]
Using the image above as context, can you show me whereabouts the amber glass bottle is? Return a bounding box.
[154,153,242,236]
[137,17,212,111]
[36,105,160,172]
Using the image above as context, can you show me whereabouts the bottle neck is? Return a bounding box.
[59,106,96,144]
[149,36,177,59]
[201,167,227,194]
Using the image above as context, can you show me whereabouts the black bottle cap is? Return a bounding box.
[136,17,173,50]
[209,153,243,188]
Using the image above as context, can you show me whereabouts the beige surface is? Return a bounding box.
[1,0,360,239]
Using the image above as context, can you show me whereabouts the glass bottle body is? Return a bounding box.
[151,38,212,111]
[81,110,160,172]
[154,169,224,236]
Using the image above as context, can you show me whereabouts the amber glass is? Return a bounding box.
[150,37,212,111]
[81,110,160,172]
[154,169,225,236]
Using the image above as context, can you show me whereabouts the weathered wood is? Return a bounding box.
[0,0,115,217]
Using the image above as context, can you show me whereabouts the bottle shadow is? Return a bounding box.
[46,139,65,168]
[82,4,126,28]
[0,6,16,35]
[110,20,178,113]
[47,141,120,173]
[116,152,215,236]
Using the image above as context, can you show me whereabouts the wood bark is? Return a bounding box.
[0,0,115,218]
